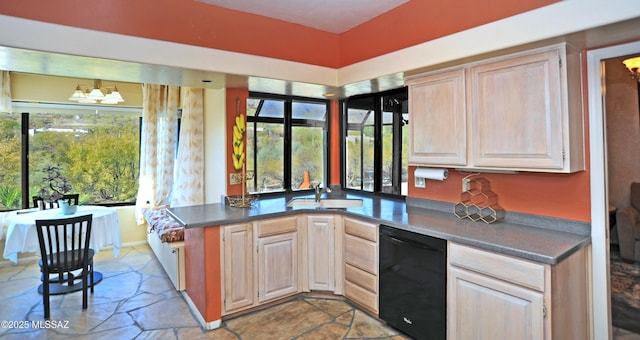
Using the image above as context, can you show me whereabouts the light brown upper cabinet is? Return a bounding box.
[406,68,467,166]
[406,43,584,173]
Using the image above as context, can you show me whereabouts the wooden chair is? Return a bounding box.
[62,194,80,206]
[32,194,80,209]
[35,214,94,319]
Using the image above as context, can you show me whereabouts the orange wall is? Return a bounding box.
[340,0,559,65]
[407,50,592,222]
[226,88,249,196]
[184,225,222,322]
[225,93,341,191]
[408,168,591,221]
[226,88,591,221]
[0,0,557,68]
[330,99,341,186]
[0,0,341,67]
[2,0,591,222]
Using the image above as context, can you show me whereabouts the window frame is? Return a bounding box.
[340,87,408,197]
[246,92,330,196]
[3,102,144,210]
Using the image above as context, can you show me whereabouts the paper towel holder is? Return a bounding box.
[414,167,449,188]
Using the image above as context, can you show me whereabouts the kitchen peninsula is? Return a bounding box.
[168,192,591,338]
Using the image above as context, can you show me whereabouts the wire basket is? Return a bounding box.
[225,194,258,208]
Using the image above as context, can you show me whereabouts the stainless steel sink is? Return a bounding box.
[286,198,363,209]
[318,198,363,208]
[286,198,318,207]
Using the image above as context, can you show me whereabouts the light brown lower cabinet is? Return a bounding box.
[222,215,588,339]
[307,215,335,291]
[257,231,298,303]
[343,217,379,314]
[221,216,300,315]
[447,242,589,339]
[221,223,254,314]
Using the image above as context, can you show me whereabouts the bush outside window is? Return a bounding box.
[245,94,329,195]
[0,103,141,210]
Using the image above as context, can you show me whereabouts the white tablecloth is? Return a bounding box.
[3,205,122,264]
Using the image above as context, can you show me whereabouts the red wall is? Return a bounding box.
[2,0,590,221]
[0,0,558,68]
[407,50,592,222]
[226,88,249,196]
[184,226,222,322]
[224,88,591,221]
[339,0,559,65]
[330,99,341,186]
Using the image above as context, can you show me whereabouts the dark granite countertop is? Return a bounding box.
[168,192,591,265]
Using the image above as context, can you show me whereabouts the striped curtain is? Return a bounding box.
[135,84,180,224]
[0,71,11,112]
[171,88,204,207]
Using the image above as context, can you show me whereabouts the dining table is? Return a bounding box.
[2,205,122,264]
[2,205,122,293]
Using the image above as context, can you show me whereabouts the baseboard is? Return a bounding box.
[0,241,149,267]
[122,240,149,247]
[182,291,222,330]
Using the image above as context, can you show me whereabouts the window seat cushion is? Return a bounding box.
[142,207,184,243]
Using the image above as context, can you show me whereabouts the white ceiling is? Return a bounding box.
[195,0,409,33]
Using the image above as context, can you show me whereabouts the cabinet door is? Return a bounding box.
[448,266,544,340]
[258,232,298,303]
[222,224,254,314]
[406,68,467,166]
[469,48,564,170]
[307,215,335,291]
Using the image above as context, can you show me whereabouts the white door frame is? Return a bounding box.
[587,40,640,340]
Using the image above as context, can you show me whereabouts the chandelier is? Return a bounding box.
[68,79,124,104]
[623,56,640,82]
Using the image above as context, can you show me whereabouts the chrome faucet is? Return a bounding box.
[314,184,332,202]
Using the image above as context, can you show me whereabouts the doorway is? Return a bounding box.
[604,53,640,335]
[587,40,640,340]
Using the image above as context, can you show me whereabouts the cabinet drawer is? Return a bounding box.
[345,280,378,314]
[448,243,546,292]
[345,234,378,274]
[345,263,377,293]
[257,216,298,237]
[344,217,377,242]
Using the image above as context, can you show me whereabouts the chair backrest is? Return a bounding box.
[32,196,52,209]
[62,194,80,206]
[35,214,93,272]
[33,194,80,209]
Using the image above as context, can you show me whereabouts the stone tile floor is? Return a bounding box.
[0,244,637,339]
[0,245,407,339]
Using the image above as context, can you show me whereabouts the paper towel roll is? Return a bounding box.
[414,168,448,181]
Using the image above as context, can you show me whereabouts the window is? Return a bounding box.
[342,88,408,196]
[0,111,21,209]
[0,102,141,210]
[246,94,329,195]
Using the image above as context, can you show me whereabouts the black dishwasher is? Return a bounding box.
[379,225,446,340]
